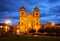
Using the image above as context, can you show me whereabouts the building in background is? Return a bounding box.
[13,24,20,35]
[0,23,10,35]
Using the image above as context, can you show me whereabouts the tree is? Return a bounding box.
[45,27,55,36]
[54,27,60,36]
[38,28,44,33]
[29,29,36,33]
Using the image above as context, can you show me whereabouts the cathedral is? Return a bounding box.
[13,7,40,35]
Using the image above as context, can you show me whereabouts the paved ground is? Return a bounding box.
[0,36,60,41]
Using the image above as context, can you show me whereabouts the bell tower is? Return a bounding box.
[20,6,26,33]
[20,6,26,17]
[33,7,40,17]
[33,7,40,33]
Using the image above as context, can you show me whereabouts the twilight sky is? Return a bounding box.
[0,0,60,25]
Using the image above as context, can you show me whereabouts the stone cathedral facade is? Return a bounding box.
[20,7,40,33]
[13,7,40,35]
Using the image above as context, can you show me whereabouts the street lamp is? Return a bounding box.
[5,19,11,25]
[0,26,3,28]
[16,29,20,35]
[51,22,55,26]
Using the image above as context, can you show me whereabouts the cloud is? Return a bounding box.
[49,5,60,15]
[47,0,60,3]
[0,0,21,12]
[0,0,60,25]
[0,11,19,19]
[11,19,19,25]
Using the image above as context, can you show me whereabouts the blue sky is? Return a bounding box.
[0,0,60,25]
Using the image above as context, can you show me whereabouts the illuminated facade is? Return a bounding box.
[13,7,41,35]
[19,7,40,33]
[13,24,20,35]
[13,7,60,35]
[0,23,10,34]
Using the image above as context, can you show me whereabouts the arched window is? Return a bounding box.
[36,13,38,15]
[36,22,38,25]
[22,18,23,20]
[22,12,24,16]
[22,22,23,24]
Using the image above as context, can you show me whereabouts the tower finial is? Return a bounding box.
[20,6,25,9]
[34,7,39,10]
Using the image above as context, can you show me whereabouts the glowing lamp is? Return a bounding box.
[17,29,20,35]
[5,19,11,24]
[5,26,7,29]
[0,26,3,28]
[28,24,31,27]
[51,22,55,26]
